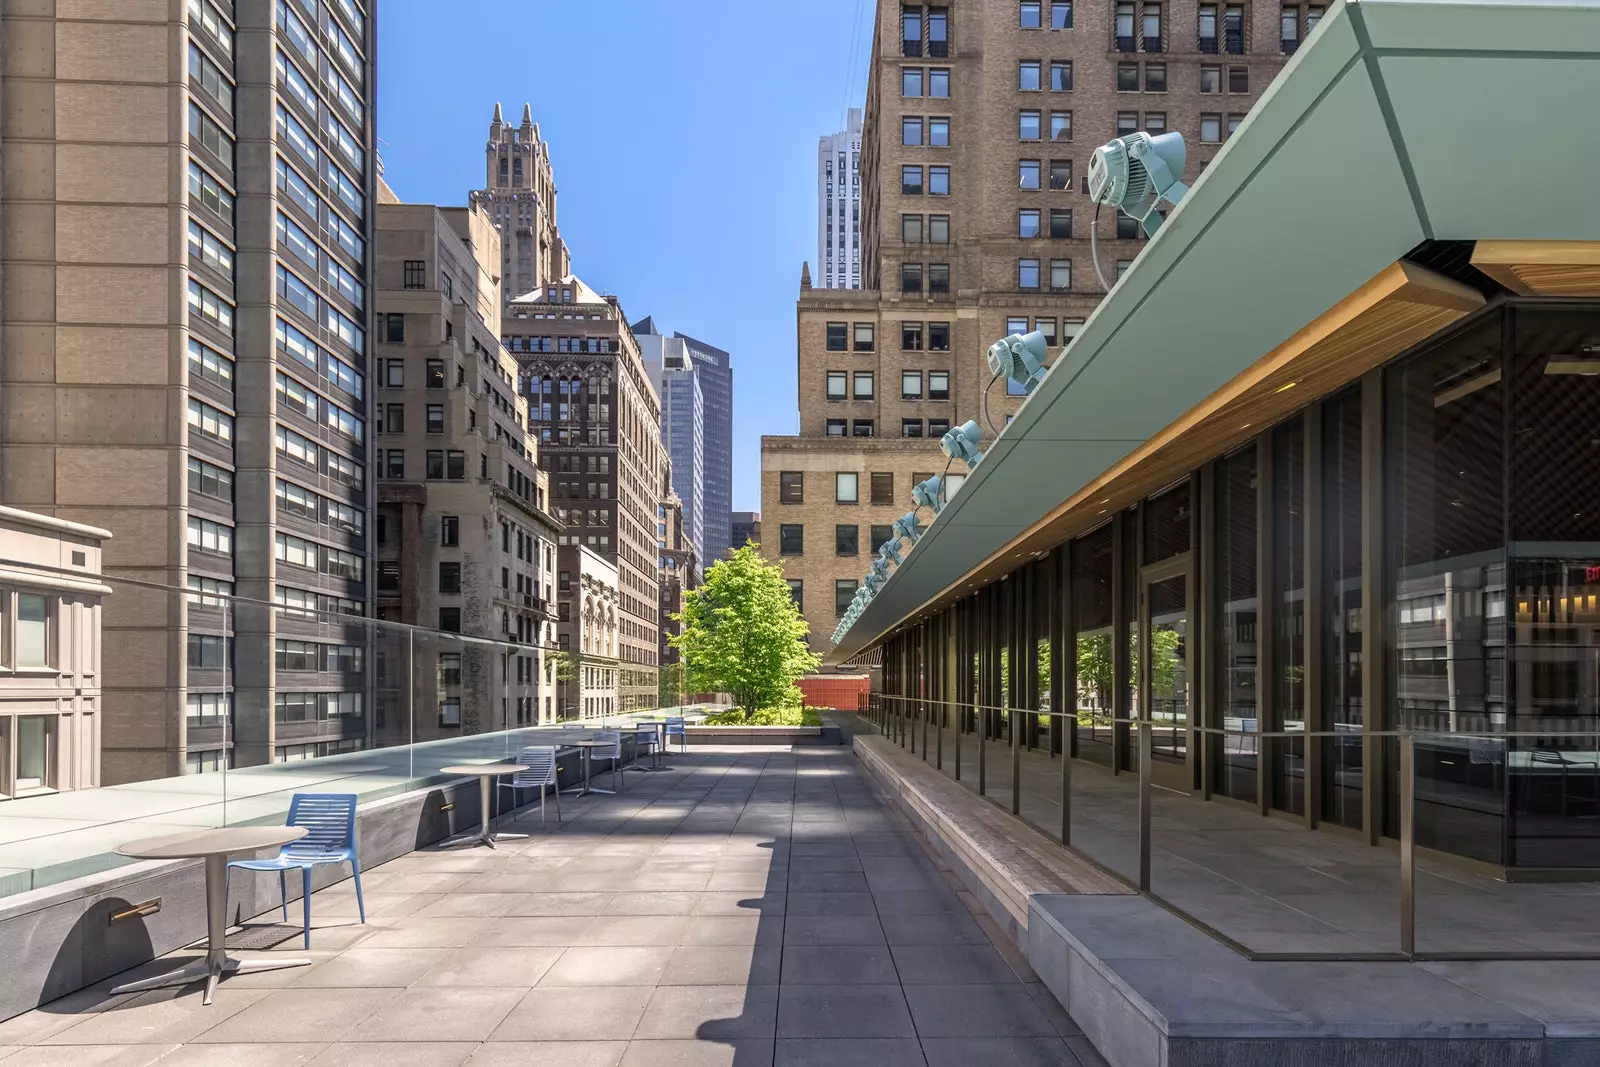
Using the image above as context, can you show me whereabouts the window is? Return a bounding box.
[439,607,461,632]
[1050,111,1072,141]
[901,213,924,246]
[835,525,859,556]
[1008,316,1030,336]
[826,371,848,399]
[1224,3,1245,52]
[835,580,859,617]
[852,420,875,437]
[779,524,804,555]
[1050,208,1073,238]
[188,279,234,332]
[187,692,229,727]
[1019,160,1041,189]
[853,372,875,400]
[1116,259,1134,278]
[929,166,949,195]
[378,403,403,434]
[426,450,444,479]
[901,165,923,195]
[1227,112,1243,137]
[902,370,924,399]
[439,561,462,594]
[187,398,233,442]
[1144,111,1167,134]
[928,118,949,146]
[1201,113,1222,142]
[825,322,848,351]
[1019,110,1041,140]
[1117,63,1139,91]
[1051,0,1073,27]
[1019,259,1041,289]
[902,116,923,146]
[188,220,233,276]
[188,339,233,387]
[1199,2,1218,48]
[903,67,924,96]
[1201,65,1221,93]
[929,263,949,293]
[1228,65,1248,93]
[871,472,895,504]
[1036,318,1058,346]
[187,516,234,555]
[402,260,426,288]
[852,323,875,351]
[1020,1,1042,28]
[902,6,922,55]
[901,419,924,438]
[189,102,233,170]
[1050,259,1072,291]
[426,359,446,388]
[929,68,950,97]
[826,419,846,436]
[189,457,233,501]
[446,451,464,480]
[928,371,950,400]
[188,161,233,222]
[1050,61,1073,91]
[928,215,949,243]
[384,450,404,479]
[1117,212,1142,239]
[1115,1,1135,47]
[928,322,951,351]
[1143,2,1163,49]
[780,471,804,503]
[15,594,50,669]
[870,525,894,553]
[384,360,404,387]
[384,313,404,343]
[1146,63,1167,91]
[929,418,950,437]
[902,322,923,350]
[928,8,948,54]
[1281,4,1300,51]
[1019,61,1041,91]
[441,515,459,546]
[901,263,923,293]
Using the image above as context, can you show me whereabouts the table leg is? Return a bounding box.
[479,776,495,849]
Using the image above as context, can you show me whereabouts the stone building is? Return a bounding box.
[469,103,569,309]
[764,0,1290,656]
[0,0,376,778]
[373,197,559,736]
[816,107,864,290]
[505,280,664,710]
[0,508,111,798]
[556,544,619,720]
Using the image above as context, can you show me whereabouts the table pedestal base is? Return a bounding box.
[110,954,312,1005]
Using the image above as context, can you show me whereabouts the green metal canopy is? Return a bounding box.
[829,0,1600,663]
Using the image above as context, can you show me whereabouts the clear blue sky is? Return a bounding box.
[377,0,871,512]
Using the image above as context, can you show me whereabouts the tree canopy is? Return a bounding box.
[669,545,821,711]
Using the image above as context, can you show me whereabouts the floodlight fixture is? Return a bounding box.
[1087,131,1189,238]
[892,510,924,543]
[987,330,1051,396]
[939,419,984,471]
[911,474,945,514]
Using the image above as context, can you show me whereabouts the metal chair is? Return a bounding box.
[591,730,624,791]
[664,716,688,754]
[631,724,662,771]
[225,792,363,950]
[498,745,562,826]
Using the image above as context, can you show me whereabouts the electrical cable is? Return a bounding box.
[981,371,1003,438]
[1090,199,1114,293]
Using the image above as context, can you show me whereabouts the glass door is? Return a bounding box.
[1142,562,1193,789]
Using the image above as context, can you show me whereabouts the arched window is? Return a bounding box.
[498,154,508,183]
[513,156,524,186]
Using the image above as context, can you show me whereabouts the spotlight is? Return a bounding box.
[892,511,924,543]
[911,474,945,514]
[940,419,984,471]
[987,331,1050,395]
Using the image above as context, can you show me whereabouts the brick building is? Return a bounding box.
[765,0,1291,656]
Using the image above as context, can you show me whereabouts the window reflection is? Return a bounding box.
[1074,524,1115,766]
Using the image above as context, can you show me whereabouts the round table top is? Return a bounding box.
[440,762,525,776]
[570,739,615,748]
[115,825,308,860]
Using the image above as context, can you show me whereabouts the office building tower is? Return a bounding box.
[730,512,761,554]
[817,107,864,290]
[373,197,560,732]
[636,319,707,572]
[674,333,734,560]
[0,0,376,779]
[765,0,1287,654]
[469,102,569,307]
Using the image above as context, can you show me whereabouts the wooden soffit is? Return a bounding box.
[1470,241,1600,297]
[935,260,1486,605]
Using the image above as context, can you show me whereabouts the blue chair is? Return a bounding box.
[664,716,687,754]
[226,792,364,950]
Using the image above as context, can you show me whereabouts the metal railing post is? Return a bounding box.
[978,706,987,796]
[1061,717,1072,846]
[1012,705,1022,816]
[1138,719,1152,892]
[1400,730,1416,958]
[935,697,943,770]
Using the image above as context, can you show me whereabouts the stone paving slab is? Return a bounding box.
[0,748,1102,1067]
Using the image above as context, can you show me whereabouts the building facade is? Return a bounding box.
[0,0,376,780]
[817,107,864,290]
[675,333,735,561]
[764,0,1288,657]
[505,279,664,710]
[468,103,568,309]
[556,545,619,720]
[731,512,761,554]
[0,508,111,799]
[372,199,559,736]
[636,320,707,570]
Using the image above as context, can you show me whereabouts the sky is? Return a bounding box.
[377,0,873,512]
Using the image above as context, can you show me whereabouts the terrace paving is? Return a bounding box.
[0,747,1103,1067]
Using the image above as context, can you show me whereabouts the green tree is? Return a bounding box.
[669,545,821,711]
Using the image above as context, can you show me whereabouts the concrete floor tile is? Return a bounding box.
[878,911,988,946]
[482,916,593,946]
[152,1042,326,1066]
[780,946,899,985]
[692,893,785,917]
[187,988,389,1045]
[409,894,525,918]
[678,917,778,946]
[345,987,525,1042]
[539,947,675,987]
[633,985,778,1041]
[289,948,451,989]
[783,892,876,916]
[781,915,886,947]
[42,988,270,1047]
[0,1045,179,1067]
[772,1039,926,1067]
[785,871,869,893]
[461,1041,626,1067]
[357,918,495,949]
[904,985,1060,1038]
[890,945,1023,984]
[920,1038,1087,1066]
[776,986,914,1039]
[660,947,782,987]
[619,1039,773,1066]
[606,893,704,916]
[306,1042,477,1067]
[491,987,654,1042]
[414,945,563,987]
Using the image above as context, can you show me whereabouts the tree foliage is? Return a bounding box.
[669,546,821,712]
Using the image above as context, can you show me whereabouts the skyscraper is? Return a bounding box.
[817,108,864,290]
[0,0,376,779]
[674,333,734,560]
[635,319,707,572]
[765,0,1287,654]
[469,103,569,308]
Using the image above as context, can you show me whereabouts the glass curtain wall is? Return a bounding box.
[1074,523,1115,765]
[1321,387,1365,828]
[1215,447,1259,802]
[1143,483,1192,764]
[1272,419,1307,815]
